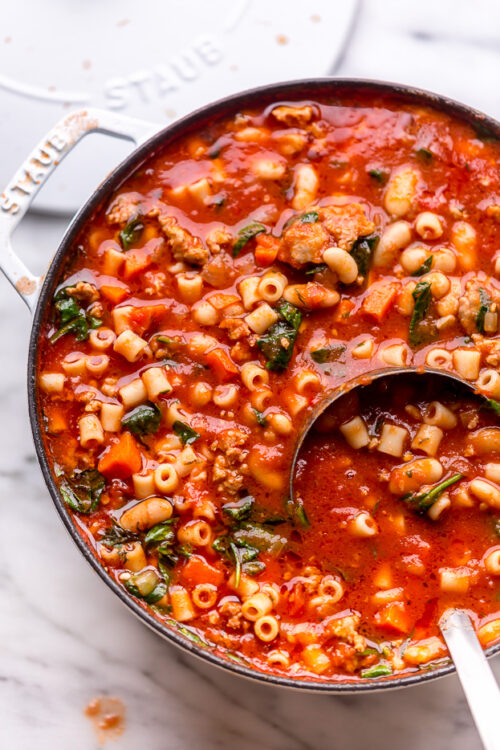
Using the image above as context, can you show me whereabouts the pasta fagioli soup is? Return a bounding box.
[37,92,500,682]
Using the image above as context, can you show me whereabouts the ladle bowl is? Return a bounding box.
[290,366,485,502]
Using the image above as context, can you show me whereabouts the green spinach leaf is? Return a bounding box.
[119,218,143,250]
[361,663,393,679]
[284,496,310,528]
[257,301,302,372]
[232,222,266,257]
[50,286,102,344]
[482,398,500,416]
[252,408,268,427]
[311,343,346,364]
[402,473,463,513]
[173,420,200,445]
[305,263,328,275]
[476,287,492,333]
[124,569,167,604]
[409,280,432,347]
[350,234,379,278]
[100,522,138,548]
[368,168,388,185]
[222,495,255,522]
[415,147,433,163]
[61,469,105,514]
[300,210,319,223]
[410,256,433,277]
[122,402,161,435]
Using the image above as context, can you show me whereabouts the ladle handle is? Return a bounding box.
[440,610,500,750]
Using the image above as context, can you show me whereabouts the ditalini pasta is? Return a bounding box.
[37,94,500,683]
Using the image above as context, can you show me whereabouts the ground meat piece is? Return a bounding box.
[213,428,248,452]
[106,192,142,224]
[323,614,366,652]
[219,600,246,631]
[458,278,500,334]
[220,317,250,341]
[65,281,99,303]
[279,219,329,268]
[143,270,168,296]
[272,105,314,127]
[211,455,246,496]
[146,204,208,266]
[230,341,252,362]
[158,215,208,266]
[206,227,233,254]
[319,203,375,250]
[201,252,236,287]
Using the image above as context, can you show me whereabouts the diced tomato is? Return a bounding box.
[127,304,166,335]
[98,432,142,479]
[254,234,280,266]
[123,246,153,280]
[100,284,130,305]
[374,602,412,634]
[361,281,398,322]
[207,292,241,310]
[332,298,355,322]
[205,348,239,381]
[180,555,224,587]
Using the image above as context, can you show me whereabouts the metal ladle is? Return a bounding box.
[290,367,500,750]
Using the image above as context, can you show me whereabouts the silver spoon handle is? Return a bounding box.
[441,610,500,750]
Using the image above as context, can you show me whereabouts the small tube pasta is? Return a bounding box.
[114,330,148,362]
[39,372,65,393]
[245,303,279,334]
[101,402,125,432]
[142,367,172,399]
[78,414,104,447]
[120,496,173,531]
[377,424,408,457]
[411,424,443,457]
[340,416,370,449]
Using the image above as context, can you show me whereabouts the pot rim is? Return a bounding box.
[27,76,500,693]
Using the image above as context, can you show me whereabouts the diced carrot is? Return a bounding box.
[45,404,68,434]
[332,298,355,322]
[205,348,239,381]
[254,234,280,266]
[361,281,398,322]
[98,432,142,479]
[100,284,130,305]
[374,602,411,634]
[180,555,224,587]
[123,246,153,280]
[207,292,241,310]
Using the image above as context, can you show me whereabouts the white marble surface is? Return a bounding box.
[3,2,500,748]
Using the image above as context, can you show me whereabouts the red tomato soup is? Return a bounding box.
[37,94,500,682]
